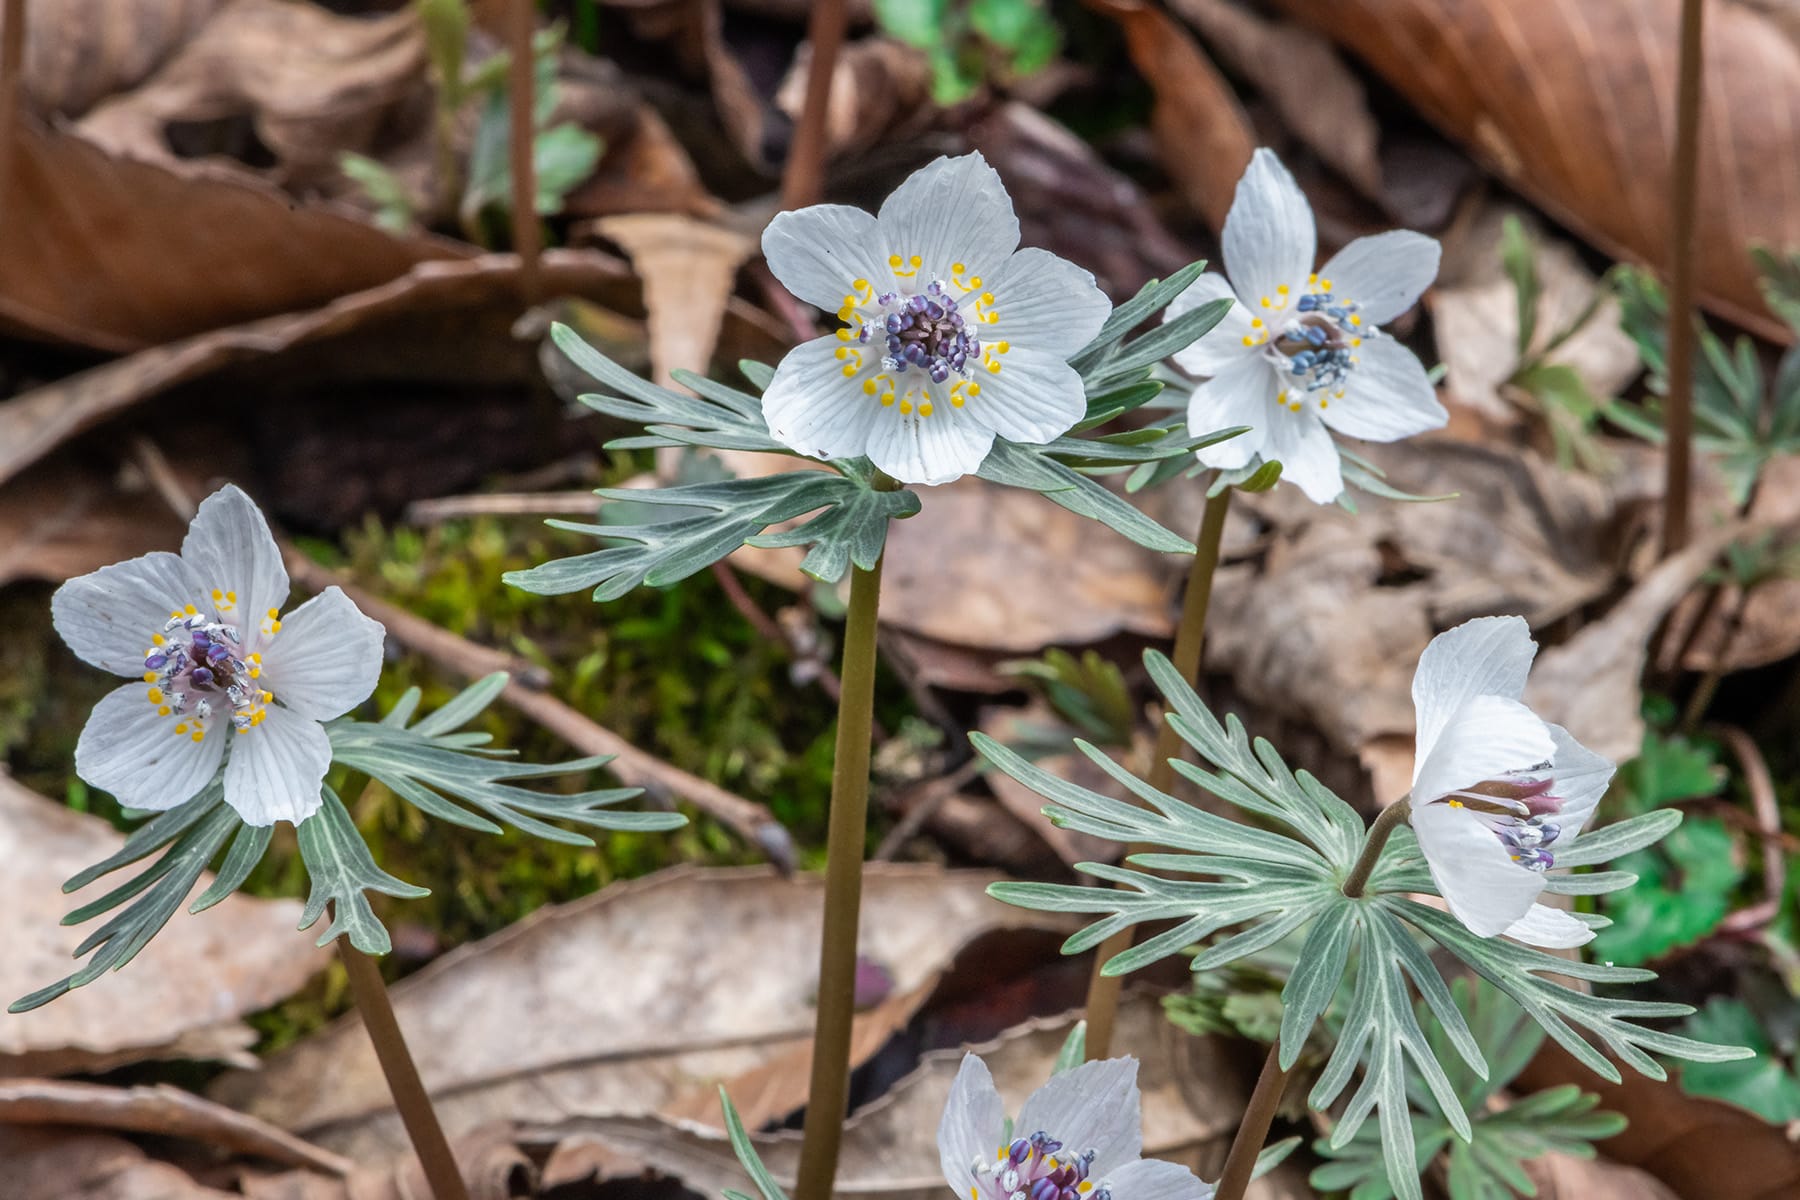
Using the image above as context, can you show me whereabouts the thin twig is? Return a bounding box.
[779,0,849,211]
[1661,0,1706,557]
[507,0,541,302]
[1713,724,1787,934]
[873,757,984,861]
[1679,585,1749,733]
[404,490,602,523]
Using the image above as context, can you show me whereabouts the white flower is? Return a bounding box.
[760,152,1111,486]
[939,1054,1214,1200]
[1164,148,1447,504]
[1407,616,1616,947]
[51,485,385,826]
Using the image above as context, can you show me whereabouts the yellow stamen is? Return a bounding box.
[899,400,913,414]
[147,687,164,704]
[919,402,933,417]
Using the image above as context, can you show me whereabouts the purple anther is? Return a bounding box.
[886,313,904,333]
[929,363,949,383]
[145,653,169,670]
[1536,821,1561,845]
[1514,847,1554,872]
[904,344,928,366]
[190,630,211,648]
[207,643,232,664]
[1009,1139,1032,1165]
[1030,1179,1059,1200]
[191,667,214,687]
[925,300,945,320]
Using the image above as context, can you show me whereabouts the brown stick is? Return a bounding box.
[337,934,471,1200]
[0,0,26,218]
[1661,0,1706,557]
[1212,1041,1289,1200]
[779,0,849,210]
[1713,724,1786,934]
[506,0,541,302]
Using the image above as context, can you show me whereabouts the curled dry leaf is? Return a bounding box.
[75,0,428,189]
[1085,0,1255,232]
[518,995,1312,1200]
[0,776,328,1077]
[0,119,465,352]
[1523,1153,1682,1200]
[0,1127,240,1200]
[241,1124,536,1200]
[592,213,758,388]
[773,36,935,159]
[2,0,230,118]
[1268,0,1800,341]
[0,457,186,587]
[210,865,1073,1165]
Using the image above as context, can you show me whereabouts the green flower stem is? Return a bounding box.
[1216,794,1412,1200]
[793,552,886,1200]
[1084,485,1233,1060]
[335,911,470,1200]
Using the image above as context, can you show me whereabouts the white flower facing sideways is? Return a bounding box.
[1407,616,1616,948]
[52,485,385,826]
[940,1054,1216,1200]
[1165,148,1447,504]
[760,152,1111,485]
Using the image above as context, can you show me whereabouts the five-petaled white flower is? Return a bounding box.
[939,1054,1214,1200]
[52,485,385,826]
[1165,148,1447,504]
[760,152,1111,486]
[1407,616,1615,948]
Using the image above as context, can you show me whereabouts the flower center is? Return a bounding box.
[1444,772,1565,872]
[141,597,278,742]
[1240,275,1365,413]
[861,280,983,385]
[972,1133,1100,1200]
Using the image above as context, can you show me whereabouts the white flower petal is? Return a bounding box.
[985,247,1111,353]
[1318,230,1441,326]
[878,152,1020,283]
[763,335,884,463]
[970,345,1087,445]
[74,682,224,811]
[1411,800,1546,937]
[1189,355,1276,469]
[1411,617,1537,763]
[1503,903,1595,949]
[1545,723,1614,844]
[1412,694,1556,805]
[223,705,330,826]
[1099,1158,1214,1200]
[180,485,289,647]
[1318,336,1447,443]
[1167,274,1256,378]
[1263,407,1344,504]
[258,587,385,721]
[1222,149,1315,313]
[938,1054,1006,1197]
[763,204,891,312]
[1014,1057,1141,1176]
[52,551,203,677]
[864,390,995,485]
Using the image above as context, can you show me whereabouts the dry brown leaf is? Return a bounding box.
[0,457,187,587]
[3,0,231,118]
[211,865,1073,1164]
[1169,0,1384,200]
[242,1124,537,1200]
[593,213,758,388]
[517,996,1312,1200]
[1430,205,1643,422]
[1085,0,1255,232]
[0,1126,241,1200]
[0,775,328,1078]
[1671,456,1800,671]
[0,118,466,353]
[0,1079,350,1175]
[1518,1041,1800,1200]
[1523,1152,1682,1199]
[1268,0,1800,342]
[773,37,934,159]
[979,705,1131,866]
[75,0,428,189]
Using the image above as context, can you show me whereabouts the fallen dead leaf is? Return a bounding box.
[0,1126,241,1200]
[1268,0,1800,342]
[210,865,1073,1164]
[4,0,230,118]
[517,996,1312,1200]
[979,705,1133,867]
[1523,1152,1682,1199]
[1085,0,1255,232]
[773,36,934,160]
[1518,1040,1800,1200]
[0,775,328,1077]
[75,0,427,190]
[1669,456,1800,672]
[241,1124,536,1200]
[0,457,186,587]
[0,1078,350,1175]
[592,213,758,388]
[0,118,466,353]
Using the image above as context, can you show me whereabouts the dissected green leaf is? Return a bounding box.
[296,787,430,956]
[1678,997,1800,1123]
[1593,816,1743,964]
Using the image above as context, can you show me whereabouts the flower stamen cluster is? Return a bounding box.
[971,1134,1098,1200]
[142,602,275,741]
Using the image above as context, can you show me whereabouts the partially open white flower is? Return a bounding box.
[52,485,385,826]
[939,1054,1214,1200]
[1164,149,1447,504]
[1407,616,1615,948]
[760,152,1111,485]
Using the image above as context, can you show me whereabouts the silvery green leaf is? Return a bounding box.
[9,783,236,1013]
[977,440,1194,553]
[296,786,430,955]
[1083,296,1233,392]
[328,673,686,846]
[1053,1022,1087,1074]
[721,1088,790,1200]
[1070,261,1208,376]
[1335,447,1456,507]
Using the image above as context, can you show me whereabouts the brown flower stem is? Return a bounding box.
[793,552,886,1200]
[506,0,541,302]
[1343,795,1412,900]
[1661,0,1706,557]
[1084,485,1233,1061]
[780,0,849,210]
[334,915,469,1200]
